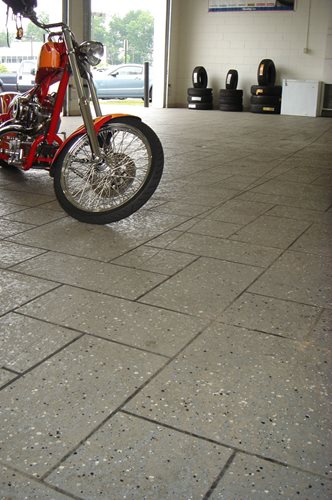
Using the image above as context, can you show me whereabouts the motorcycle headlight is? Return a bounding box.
[78,41,104,66]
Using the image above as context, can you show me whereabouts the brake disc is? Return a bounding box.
[90,152,136,198]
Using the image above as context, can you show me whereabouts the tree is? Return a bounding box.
[0,31,13,47]
[104,14,124,65]
[25,12,49,42]
[95,10,154,66]
[91,13,107,46]
[122,11,154,64]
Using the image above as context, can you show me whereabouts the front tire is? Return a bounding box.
[53,116,164,224]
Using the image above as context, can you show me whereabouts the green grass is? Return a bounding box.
[101,99,144,106]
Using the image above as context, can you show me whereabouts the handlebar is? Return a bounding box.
[28,13,68,31]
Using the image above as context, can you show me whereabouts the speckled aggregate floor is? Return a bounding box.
[0,106,331,499]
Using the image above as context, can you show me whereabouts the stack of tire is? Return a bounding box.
[219,69,243,112]
[187,66,213,110]
[250,59,282,114]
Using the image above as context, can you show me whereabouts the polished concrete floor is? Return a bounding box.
[0,106,331,499]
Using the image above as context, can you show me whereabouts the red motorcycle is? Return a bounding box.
[0,0,163,224]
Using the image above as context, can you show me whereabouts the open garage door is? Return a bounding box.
[90,0,170,108]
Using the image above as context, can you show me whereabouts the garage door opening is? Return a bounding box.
[91,0,169,108]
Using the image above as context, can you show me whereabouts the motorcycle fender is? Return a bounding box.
[52,113,142,165]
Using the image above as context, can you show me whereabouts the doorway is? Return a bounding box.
[90,0,169,108]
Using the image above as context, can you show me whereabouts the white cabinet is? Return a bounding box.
[281,80,323,117]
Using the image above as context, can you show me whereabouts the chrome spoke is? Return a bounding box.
[60,123,151,213]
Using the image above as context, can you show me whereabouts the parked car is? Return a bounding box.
[93,64,152,100]
[0,60,36,93]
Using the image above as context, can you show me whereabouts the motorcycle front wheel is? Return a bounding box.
[53,117,164,224]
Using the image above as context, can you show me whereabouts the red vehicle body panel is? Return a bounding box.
[0,38,132,171]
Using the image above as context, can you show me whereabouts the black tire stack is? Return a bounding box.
[187,66,213,110]
[250,59,282,114]
[219,69,243,112]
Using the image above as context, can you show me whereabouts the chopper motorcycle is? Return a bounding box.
[0,0,164,224]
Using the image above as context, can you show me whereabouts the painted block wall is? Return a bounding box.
[323,4,332,82]
[168,0,332,108]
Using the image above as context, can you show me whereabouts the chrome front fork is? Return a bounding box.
[63,27,102,160]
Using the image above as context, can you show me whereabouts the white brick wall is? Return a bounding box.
[168,0,332,107]
[323,4,332,82]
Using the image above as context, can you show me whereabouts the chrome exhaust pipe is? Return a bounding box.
[0,121,44,136]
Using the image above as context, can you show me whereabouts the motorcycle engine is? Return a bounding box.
[0,93,58,168]
[10,93,56,132]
